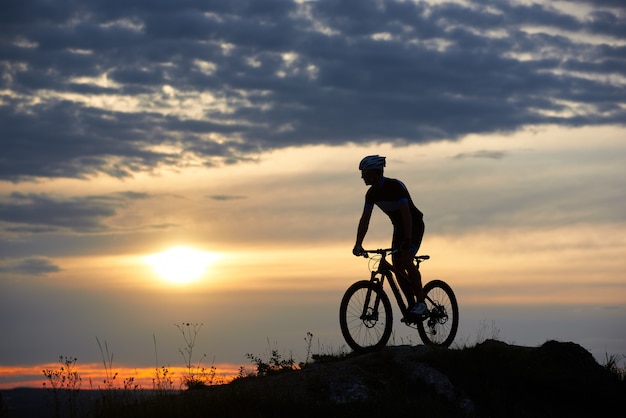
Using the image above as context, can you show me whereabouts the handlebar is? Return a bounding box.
[359,248,394,257]
[359,248,430,262]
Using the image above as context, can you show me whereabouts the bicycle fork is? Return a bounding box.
[360,273,384,322]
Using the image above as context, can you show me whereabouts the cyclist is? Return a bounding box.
[352,155,427,316]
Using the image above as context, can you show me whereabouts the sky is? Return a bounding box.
[1,0,625,389]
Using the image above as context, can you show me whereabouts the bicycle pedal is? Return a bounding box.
[405,311,429,322]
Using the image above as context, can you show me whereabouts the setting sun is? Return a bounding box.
[145,247,218,284]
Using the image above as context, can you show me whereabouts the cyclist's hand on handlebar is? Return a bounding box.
[352,245,365,257]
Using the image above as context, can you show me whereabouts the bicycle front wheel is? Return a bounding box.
[339,280,393,353]
[417,279,459,347]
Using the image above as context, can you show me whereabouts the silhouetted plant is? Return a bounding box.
[603,353,625,381]
[245,339,296,377]
[94,337,144,410]
[303,331,314,366]
[95,337,118,391]
[175,322,222,389]
[152,366,176,394]
[42,356,82,418]
[299,331,349,366]
[152,334,176,395]
[236,365,248,379]
[453,319,502,349]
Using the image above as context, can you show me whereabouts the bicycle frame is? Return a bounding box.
[366,250,423,319]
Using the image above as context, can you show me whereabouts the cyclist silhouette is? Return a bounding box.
[352,155,427,316]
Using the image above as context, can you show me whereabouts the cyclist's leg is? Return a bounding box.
[412,219,425,301]
[400,248,424,302]
[399,273,415,306]
[390,232,412,305]
[392,249,421,306]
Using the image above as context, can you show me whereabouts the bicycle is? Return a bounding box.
[339,248,459,352]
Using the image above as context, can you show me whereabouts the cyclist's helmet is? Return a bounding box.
[359,155,386,171]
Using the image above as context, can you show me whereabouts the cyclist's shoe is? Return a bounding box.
[409,302,427,316]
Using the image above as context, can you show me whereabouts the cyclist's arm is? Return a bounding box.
[354,206,373,249]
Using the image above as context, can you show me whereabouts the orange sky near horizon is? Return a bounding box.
[0,362,243,390]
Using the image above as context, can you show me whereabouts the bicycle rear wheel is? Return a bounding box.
[417,279,459,347]
[339,280,393,353]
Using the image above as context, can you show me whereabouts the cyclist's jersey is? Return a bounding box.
[364,177,424,245]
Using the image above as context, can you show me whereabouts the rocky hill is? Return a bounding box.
[108,339,625,418]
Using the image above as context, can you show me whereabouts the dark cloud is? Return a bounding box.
[0,191,150,233]
[1,0,624,180]
[0,257,61,276]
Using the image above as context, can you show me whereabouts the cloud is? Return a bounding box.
[0,191,150,234]
[0,0,624,181]
[452,150,507,160]
[0,257,61,276]
[208,194,247,201]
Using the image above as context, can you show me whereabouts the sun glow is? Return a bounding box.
[145,247,219,284]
